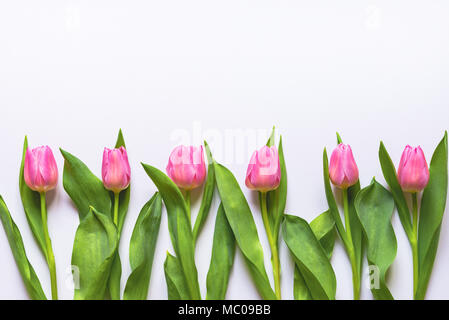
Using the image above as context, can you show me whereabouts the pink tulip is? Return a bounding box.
[397,145,429,193]
[102,147,131,193]
[329,143,359,189]
[24,146,58,193]
[245,146,281,192]
[166,145,206,190]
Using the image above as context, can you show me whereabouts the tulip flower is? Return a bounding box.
[397,145,429,193]
[24,146,58,193]
[102,147,131,194]
[166,145,206,191]
[329,143,359,189]
[24,144,58,299]
[102,146,131,227]
[245,146,281,193]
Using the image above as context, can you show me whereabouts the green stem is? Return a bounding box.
[113,192,120,226]
[261,192,281,300]
[342,188,360,300]
[411,192,419,299]
[40,192,58,300]
[185,190,191,222]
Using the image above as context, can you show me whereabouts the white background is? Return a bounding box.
[0,1,448,300]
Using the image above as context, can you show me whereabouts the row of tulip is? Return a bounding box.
[0,128,447,300]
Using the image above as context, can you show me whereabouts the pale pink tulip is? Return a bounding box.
[245,146,281,192]
[166,145,206,190]
[397,145,429,193]
[329,143,359,189]
[102,147,131,193]
[24,146,58,193]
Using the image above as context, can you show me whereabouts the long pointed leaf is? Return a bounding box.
[213,161,276,300]
[206,203,236,300]
[0,196,47,300]
[141,163,201,300]
[72,207,118,300]
[123,193,162,300]
[416,132,448,300]
[283,214,336,300]
[355,179,396,300]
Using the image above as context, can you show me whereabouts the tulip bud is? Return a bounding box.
[102,147,131,193]
[245,146,281,192]
[24,146,58,193]
[397,145,429,193]
[166,145,206,190]
[329,143,359,189]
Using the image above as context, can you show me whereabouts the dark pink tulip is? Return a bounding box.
[166,145,206,190]
[24,146,58,193]
[102,147,131,193]
[397,145,429,193]
[329,143,359,189]
[245,146,281,192]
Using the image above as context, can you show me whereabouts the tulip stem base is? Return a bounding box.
[411,192,419,299]
[261,192,281,300]
[342,188,360,300]
[40,192,58,300]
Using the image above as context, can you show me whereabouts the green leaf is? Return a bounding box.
[212,161,276,300]
[192,141,216,243]
[416,132,448,300]
[72,206,118,300]
[293,210,336,300]
[206,203,236,300]
[265,133,287,245]
[379,141,413,240]
[310,210,336,259]
[0,196,47,300]
[283,214,336,300]
[19,137,47,257]
[348,182,364,276]
[293,267,313,300]
[123,193,162,300]
[164,253,191,300]
[141,163,201,300]
[60,149,111,221]
[355,179,396,300]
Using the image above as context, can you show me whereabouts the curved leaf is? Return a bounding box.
[123,193,162,300]
[60,149,111,221]
[265,133,287,245]
[213,161,276,300]
[378,141,413,240]
[310,210,336,259]
[416,132,448,300]
[19,137,47,257]
[192,141,216,243]
[141,163,201,300]
[164,253,190,300]
[283,214,336,300]
[206,203,236,300]
[72,207,118,300]
[0,196,47,300]
[293,210,335,300]
[355,179,396,300]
